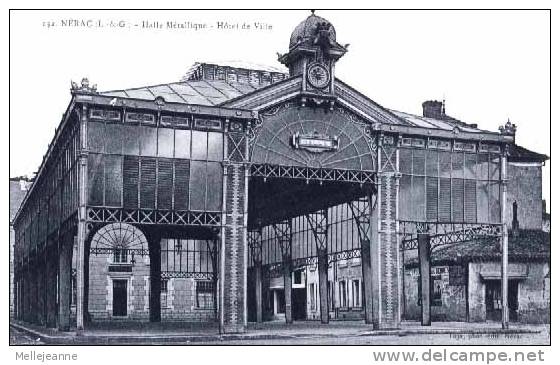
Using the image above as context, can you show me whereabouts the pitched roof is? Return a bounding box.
[100,62,505,139]
[406,230,550,266]
[508,144,549,163]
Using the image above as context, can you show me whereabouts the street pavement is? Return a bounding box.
[9,320,550,346]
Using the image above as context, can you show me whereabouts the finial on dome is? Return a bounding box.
[311,10,315,15]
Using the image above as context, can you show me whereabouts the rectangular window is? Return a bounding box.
[157,128,174,158]
[191,131,208,160]
[105,124,123,154]
[87,153,104,205]
[173,160,190,210]
[426,177,438,221]
[439,178,451,221]
[189,161,206,210]
[339,281,347,308]
[439,151,452,178]
[113,248,128,263]
[352,279,360,307]
[452,152,464,178]
[399,175,412,221]
[310,283,316,310]
[399,148,413,174]
[87,122,105,153]
[157,159,173,209]
[174,129,191,159]
[161,279,168,308]
[140,158,156,209]
[452,178,464,222]
[464,153,477,179]
[426,150,439,176]
[477,181,490,223]
[412,176,426,220]
[104,155,123,207]
[206,162,223,211]
[140,126,157,156]
[123,156,139,208]
[412,149,426,175]
[207,132,223,161]
[123,125,140,155]
[196,281,214,309]
[464,180,477,222]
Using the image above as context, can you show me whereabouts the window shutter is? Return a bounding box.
[174,160,190,210]
[157,159,173,209]
[464,180,477,222]
[439,178,451,221]
[140,157,156,209]
[123,156,139,208]
[452,179,464,221]
[426,177,438,220]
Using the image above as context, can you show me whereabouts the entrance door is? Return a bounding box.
[485,280,518,322]
[113,279,128,316]
[292,288,307,320]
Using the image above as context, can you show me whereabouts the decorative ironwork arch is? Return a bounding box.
[249,102,377,172]
[89,222,149,256]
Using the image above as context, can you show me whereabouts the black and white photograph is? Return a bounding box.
[5,5,554,364]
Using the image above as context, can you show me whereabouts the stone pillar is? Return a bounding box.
[75,221,87,330]
[500,153,509,329]
[76,103,89,330]
[317,248,329,324]
[418,232,431,326]
[283,258,293,324]
[254,264,263,323]
[372,136,401,329]
[46,246,58,328]
[58,235,73,331]
[149,234,161,322]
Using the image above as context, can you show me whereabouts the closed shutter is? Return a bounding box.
[439,178,451,221]
[174,160,190,210]
[140,157,156,209]
[123,156,139,208]
[157,159,173,209]
[426,177,438,220]
[452,179,464,221]
[464,180,477,222]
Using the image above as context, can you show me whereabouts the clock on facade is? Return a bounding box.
[307,63,330,89]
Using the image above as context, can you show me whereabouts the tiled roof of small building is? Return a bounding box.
[406,230,550,266]
[508,144,549,163]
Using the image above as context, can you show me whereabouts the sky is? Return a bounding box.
[9,9,550,209]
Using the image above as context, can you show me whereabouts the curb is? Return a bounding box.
[10,322,541,345]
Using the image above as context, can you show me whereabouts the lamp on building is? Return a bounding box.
[130,251,136,266]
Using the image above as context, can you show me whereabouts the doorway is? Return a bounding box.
[112,279,128,317]
[485,280,519,322]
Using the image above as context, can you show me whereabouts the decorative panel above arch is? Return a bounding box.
[90,222,148,256]
[249,102,377,172]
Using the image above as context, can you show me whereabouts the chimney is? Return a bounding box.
[422,100,445,119]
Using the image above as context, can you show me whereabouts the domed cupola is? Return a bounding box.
[279,11,348,94]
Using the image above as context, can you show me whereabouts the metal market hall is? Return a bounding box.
[12,12,549,334]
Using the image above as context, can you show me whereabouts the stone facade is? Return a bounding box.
[404,265,468,322]
[505,162,543,230]
[9,178,31,318]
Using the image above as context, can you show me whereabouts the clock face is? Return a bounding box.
[307,63,330,89]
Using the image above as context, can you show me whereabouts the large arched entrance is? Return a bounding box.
[246,101,385,326]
